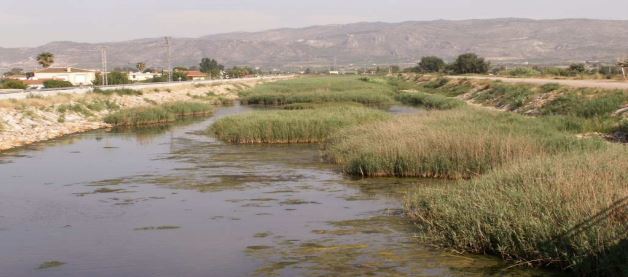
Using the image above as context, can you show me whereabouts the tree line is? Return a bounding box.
[409,53,490,74]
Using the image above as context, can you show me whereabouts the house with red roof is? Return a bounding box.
[185,70,208,81]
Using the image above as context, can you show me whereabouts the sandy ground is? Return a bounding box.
[448,75,628,90]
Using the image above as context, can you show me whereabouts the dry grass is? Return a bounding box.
[405,146,628,275]
[324,107,605,178]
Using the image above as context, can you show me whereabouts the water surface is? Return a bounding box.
[0,104,552,276]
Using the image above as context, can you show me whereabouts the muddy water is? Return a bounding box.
[0,104,552,277]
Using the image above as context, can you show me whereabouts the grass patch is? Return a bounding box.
[93,88,143,96]
[210,104,390,144]
[239,77,396,107]
[473,83,535,110]
[104,101,214,127]
[412,76,628,134]
[396,91,464,110]
[405,147,628,275]
[324,107,605,178]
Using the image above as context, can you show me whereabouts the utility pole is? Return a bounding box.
[100,47,108,86]
[165,37,172,82]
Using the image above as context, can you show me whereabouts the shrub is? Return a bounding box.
[396,92,464,110]
[43,80,73,88]
[423,77,449,89]
[0,79,27,89]
[473,83,534,110]
[505,67,541,77]
[540,83,561,93]
[93,88,142,96]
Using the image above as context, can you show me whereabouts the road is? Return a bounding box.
[0,75,294,100]
[448,75,628,90]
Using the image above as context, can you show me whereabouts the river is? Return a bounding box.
[0,104,552,276]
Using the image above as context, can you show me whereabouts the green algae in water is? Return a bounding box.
[37,260,65,270]
[134,225,181,231]
[279,199,320,205]
[254,232,273,238]
[247,245,274,251]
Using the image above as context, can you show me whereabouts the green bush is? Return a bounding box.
[505,67,541,77]
[43,80,73,88]
[0,79,27,89]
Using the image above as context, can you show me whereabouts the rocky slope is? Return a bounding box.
[0,80,265,151]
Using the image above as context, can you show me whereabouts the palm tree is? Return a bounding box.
[36,52,54,68]
[136,62,146,72]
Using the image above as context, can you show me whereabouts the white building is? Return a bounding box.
[33,67,96,86]
[128,71,160,82]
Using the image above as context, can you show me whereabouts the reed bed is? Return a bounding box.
[239,76,396,107]
[395,91,465,110]
[405,147,628,275]
[210,104,390,144]
[104,101,214,127]
[324,107,605,178]
[415,77,628,134]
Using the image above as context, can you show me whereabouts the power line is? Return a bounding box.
[165,37,172,82]
[100,47,108,85]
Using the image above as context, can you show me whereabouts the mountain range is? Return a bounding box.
[1,18,628,71]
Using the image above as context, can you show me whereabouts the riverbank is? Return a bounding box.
[0,78,284,151]
[401,74,628,142]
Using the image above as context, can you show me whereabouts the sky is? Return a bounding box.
[1,0,627,48]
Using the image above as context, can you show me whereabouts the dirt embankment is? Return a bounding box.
[0,79,267,151]
[447,75,628,90]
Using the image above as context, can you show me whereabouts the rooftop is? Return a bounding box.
[35,67,94,74]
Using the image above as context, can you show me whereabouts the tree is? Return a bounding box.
[136,62,146,72]
[43,80,73,88]
[3,68,24,77]
[199,58,224,78]
[226,66,254,78]
[417,56,446,73]
[449,53,489,74]
[93,71,130,85]
[568,63,586,74]
[36,52,55,68]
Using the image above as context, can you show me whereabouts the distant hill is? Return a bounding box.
[1,18,627,71]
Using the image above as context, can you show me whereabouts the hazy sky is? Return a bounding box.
[1,0,627,47]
